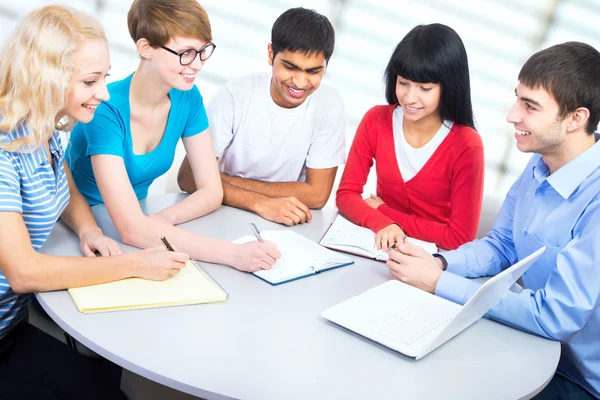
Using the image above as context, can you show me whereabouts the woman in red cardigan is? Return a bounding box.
[336,23,484,251]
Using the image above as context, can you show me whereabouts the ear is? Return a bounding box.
[566,107,591,133]
[136,38,153,60]
[267,43,274,66]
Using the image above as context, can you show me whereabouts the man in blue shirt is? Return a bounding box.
[386,41,600,399]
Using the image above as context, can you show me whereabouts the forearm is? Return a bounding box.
[16,252,137,293]
[221,180,268,214]
[117,214,238,267]
[222,174,325,208]
[157,185,223,225]
[60,190,102,237]
[336,189,393,232]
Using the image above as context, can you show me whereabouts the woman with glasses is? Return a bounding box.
[67,0,281,272]
[0,6,192,398]
[336,23,484,251]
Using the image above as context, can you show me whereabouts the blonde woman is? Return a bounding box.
[67,0,281,272]
[0,6,188,398]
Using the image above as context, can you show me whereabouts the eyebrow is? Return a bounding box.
[515,88,543,108]
[281,59,324,73]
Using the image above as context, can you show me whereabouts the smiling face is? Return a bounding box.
[506,83,568,156]
[395,75,441,124]
[151,36,207,91]
[268,45,327,109]
[64,38,111,123]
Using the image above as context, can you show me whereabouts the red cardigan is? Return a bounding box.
[336,105,484,250]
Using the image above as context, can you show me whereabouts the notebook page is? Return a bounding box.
[234,230,352,284]
[68,260,226,312]
[320,215,438,260]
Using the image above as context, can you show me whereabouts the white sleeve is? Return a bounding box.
[305,89,347,169]
[206,86,236,159]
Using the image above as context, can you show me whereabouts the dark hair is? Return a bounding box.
[271,7,335,62]
[519,41,600,135]
[384,23,474,129]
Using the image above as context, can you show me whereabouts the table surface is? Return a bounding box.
[37,193,560,400]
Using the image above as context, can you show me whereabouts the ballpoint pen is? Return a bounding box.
[161,236,175,251]
[248,222,264,243]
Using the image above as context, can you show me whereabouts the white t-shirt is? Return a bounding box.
[208,72,346,182]
[393,106,453,182]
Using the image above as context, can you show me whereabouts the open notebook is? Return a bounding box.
[68,260,228,313]
[319,215,437,261]
[233,230,354,285]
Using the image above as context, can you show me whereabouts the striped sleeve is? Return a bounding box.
[0,151,22,213]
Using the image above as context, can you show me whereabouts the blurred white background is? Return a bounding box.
[1,0,599,206]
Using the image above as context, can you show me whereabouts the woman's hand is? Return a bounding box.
[79,228,122,257]
[375,224,406,251]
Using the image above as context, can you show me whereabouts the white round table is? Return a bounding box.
[37,194,560,400]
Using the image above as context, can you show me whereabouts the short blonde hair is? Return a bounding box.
[127,0,212,47]
[0,6,106,152]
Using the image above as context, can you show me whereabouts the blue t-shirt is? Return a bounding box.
[67,74,209,206]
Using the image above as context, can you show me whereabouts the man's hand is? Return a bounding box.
[376,224,406,251]
[386,242,443,293]
[255,196,312,226]
[365,194,385,209]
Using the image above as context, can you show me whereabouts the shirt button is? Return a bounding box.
[404,201,409,206]
[523,231,528,236]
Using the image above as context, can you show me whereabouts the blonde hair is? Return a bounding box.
[0,6,106,152]
[127,0,212,47]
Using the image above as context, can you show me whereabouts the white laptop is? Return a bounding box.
[321,247,545,360]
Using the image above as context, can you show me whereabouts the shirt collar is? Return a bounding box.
[16,129,64,177]
[538,136,600,199]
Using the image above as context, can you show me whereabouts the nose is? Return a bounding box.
[506,103,521,124]
[292,71,308,89]
[94,81,110,102]
[404,86,418,104]
[189,53,204,71]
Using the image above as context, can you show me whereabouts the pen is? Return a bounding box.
[161,236,174,251]
[248,222,264,243]
[390,234,408,250]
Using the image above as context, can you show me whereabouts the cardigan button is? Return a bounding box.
[404,201,408,206]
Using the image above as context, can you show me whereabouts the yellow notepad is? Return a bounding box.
[68,260,228,313]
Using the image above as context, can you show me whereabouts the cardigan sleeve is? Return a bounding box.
[336,108,396,232]
[378,141,484,250]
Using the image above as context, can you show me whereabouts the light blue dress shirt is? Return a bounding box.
[436,136,600,398]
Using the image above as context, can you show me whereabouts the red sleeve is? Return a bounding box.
[336,109,395,232]
[378,142,484,250]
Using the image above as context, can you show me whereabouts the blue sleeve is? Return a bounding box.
[436,168,524,286]
[82,102,127,158]
[182,85,209,138]
[0,152,22,213]
[439,198,600,341]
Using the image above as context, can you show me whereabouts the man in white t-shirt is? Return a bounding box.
[178,7,346,226]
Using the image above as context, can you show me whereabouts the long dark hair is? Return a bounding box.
[384,23,475,129]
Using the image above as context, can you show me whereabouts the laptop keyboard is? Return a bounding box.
[368,301,458,347]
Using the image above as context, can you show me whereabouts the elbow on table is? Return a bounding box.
[309,194,329,210]
[7,267,35,294]
[118,223,145,249]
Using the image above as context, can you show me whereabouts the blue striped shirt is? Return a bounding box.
[0,126,70,339]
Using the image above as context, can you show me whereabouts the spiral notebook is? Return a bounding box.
[68,260,228,313]
[233,230,354,285]
[319,215,437,261]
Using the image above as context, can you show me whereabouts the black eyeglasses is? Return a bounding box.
[160,43,216,65]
